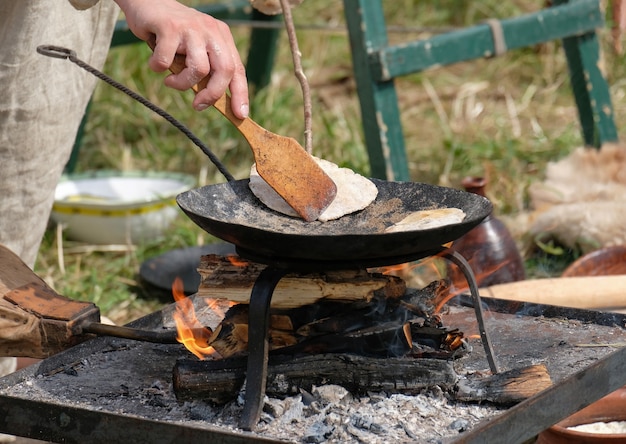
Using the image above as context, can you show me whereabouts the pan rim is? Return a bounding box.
[176,178,492,262]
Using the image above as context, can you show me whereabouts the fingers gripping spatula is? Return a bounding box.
[149,40,337,222]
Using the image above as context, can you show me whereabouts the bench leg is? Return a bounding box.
[343,0,410,181]
[561,29,619,146]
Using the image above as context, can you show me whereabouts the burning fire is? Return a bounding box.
[378,250,514,315]
[171,277,222,360]
[376,249,514,346]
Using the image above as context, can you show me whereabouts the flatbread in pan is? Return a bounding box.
[249,158,378,222]
[385,208,466,232]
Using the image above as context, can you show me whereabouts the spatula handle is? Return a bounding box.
[147,37,265,152]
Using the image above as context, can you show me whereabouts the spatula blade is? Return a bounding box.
[252,137,337,221]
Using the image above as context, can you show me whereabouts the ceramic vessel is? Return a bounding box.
[562,245,626,277]
[51,170,195,244]
[447,177,525,290]
[536,388,626,443]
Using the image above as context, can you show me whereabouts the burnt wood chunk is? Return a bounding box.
[455,364,552,405]
[173,353,458,403]
[174,357,551,406]
[196,254,406,308]
[203,281,459,359]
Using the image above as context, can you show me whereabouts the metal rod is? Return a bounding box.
[224,19,458,34]
[36,44,235,182]
[81,322,179,344]
[0,395,282,444]
[441,249,500,374]
[240,266,288,431]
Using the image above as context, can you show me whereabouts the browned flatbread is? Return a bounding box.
[384,208,466,233]
[249,157,378,221]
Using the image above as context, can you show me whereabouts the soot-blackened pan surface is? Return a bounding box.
[176,179,492,263]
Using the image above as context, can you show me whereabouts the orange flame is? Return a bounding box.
[227,255,249,267]
[376,247,512,315]
[171,277,221,360]
[402,322,412,348]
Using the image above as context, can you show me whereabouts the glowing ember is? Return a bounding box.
[402,323,412,347]
[171,277,222,360]
[226,255,249,267]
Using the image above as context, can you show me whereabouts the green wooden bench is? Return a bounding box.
[342,0,619,181]
[67,0,279,172]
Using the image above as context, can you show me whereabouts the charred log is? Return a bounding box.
[173,358,552,406]
[173,353,458,403]
[455,364,552,405]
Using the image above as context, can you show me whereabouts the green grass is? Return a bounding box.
[35,1,626,324]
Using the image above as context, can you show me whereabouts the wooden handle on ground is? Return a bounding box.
[479,275,626,312]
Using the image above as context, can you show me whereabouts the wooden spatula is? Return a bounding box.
[149,41,337,222]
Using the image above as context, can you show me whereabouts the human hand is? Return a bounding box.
[115,0,249,118]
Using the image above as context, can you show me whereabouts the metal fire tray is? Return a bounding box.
[0,296,625,443]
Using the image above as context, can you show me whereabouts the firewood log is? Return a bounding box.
[173,354,458,403]
[196,254,406,308]
[204,283,455,359]
[455,364,552,405]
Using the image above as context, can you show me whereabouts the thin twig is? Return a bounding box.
[56,224,65,276]
[279,0,313,153]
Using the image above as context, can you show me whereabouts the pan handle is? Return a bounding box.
[81,322,179,344]
[36,44,235,182]
[36,45,76,60]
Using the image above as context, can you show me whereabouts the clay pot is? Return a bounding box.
[447,177,526,290]
[562,245,626,277]
[536,388,626,443]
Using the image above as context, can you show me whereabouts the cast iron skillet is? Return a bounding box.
[177,178,492,264]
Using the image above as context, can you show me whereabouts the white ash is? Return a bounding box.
[183,383,503,443]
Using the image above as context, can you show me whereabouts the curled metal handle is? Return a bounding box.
[36,45,77,60]
[36,44,235,182]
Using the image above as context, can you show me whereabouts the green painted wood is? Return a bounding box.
[562,32,618,146]
[246,9,281,94]
[344,0,618,180]
[554,0,618,146]
[343,0,410,181]
[370,0,604,82]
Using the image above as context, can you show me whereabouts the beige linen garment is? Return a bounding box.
[0,0,118,268]
[0,1,118,363]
